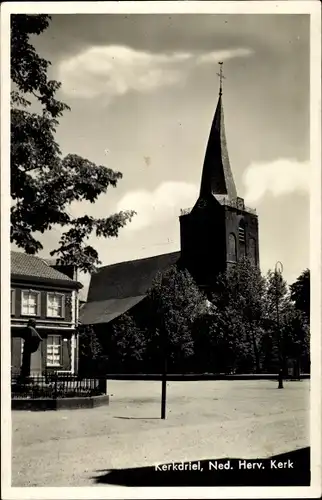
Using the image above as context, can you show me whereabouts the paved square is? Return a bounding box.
[12,379,309,486]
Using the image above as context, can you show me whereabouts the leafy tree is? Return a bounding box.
[262,269,309,374]
[280,306,309,365]
[11,14,135,273]
[193,302,251,374]
[265,269,289,316]
[259,269,288,371]
[290,269,310,320]
[145,265,206,372]
[214,259,267,373]
[78,324,107,376]
[110,314,147,373]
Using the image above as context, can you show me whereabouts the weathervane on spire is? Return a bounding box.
[217,61,225,96]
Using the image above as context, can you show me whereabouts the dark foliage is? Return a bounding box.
[11,14,135,273]
[81,262,310,375]
[290,269,310,320]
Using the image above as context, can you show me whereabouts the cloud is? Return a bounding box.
[243,158,310,204]
[116,181,199,231]
[197,48,253,64]
[58,45,253,99]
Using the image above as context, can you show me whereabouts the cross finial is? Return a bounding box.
[216,61,225,96]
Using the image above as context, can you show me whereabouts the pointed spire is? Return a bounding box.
[217,61,224,96]
[199,63,237,200]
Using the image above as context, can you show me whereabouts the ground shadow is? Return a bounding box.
[92,447,310,487]
[113,416,161,420]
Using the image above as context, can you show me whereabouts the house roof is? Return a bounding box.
[81,251,180,325]
[11,251,81,288]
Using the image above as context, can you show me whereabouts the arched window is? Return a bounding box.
[239,220,246,258]
[249,238,257,265]
[228,233,237,262]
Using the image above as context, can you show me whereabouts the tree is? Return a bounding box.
[280,305,310,372]
[78,324,107,376]
[110,314,147,373]
[262,269,309,374]
[11,15,135,273]
[192,302,250,374]
[290,269,310,320]
[213,259,267,373]
[145,266,206,372]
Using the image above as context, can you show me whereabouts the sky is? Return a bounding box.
[12,13,310,296]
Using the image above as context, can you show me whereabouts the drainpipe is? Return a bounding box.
[74,268,80,375]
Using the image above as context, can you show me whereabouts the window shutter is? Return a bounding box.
[11,337,22,375]
[21,291,25,315]
[37,292,41,316]
[61,336,71,370]
[61,294,65,319]
[11,290,15,315]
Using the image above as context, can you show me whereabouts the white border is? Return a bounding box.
[1,2,321,499]
[1,1,321,15]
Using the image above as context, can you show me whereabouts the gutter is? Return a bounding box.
[11,273,83,290]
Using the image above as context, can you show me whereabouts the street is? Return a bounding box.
[12,379,310,486]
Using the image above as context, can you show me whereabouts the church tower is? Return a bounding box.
[179,63,259,294]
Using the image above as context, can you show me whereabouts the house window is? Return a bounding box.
[11,289,15,315]
[227,233,237,262]
[46,293,65,318]
[47,335,62,366]
[21,290,40,316]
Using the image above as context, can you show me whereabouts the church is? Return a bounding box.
[80,65,259,333]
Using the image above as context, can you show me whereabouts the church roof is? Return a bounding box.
[79,295,146,325]
[80,251,180,325]
[199,91,237,201]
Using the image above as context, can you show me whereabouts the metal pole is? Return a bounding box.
[275,261,284,389]
[161,359,167,419]
[161,320,168,419]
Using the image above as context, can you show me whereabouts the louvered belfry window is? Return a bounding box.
[239,220,246,258]
[238,225,245,243]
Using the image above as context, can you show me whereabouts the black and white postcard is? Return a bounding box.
[1,1,321,499]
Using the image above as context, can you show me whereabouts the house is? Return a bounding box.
[11,251,83,376]
[80,72,259,339]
